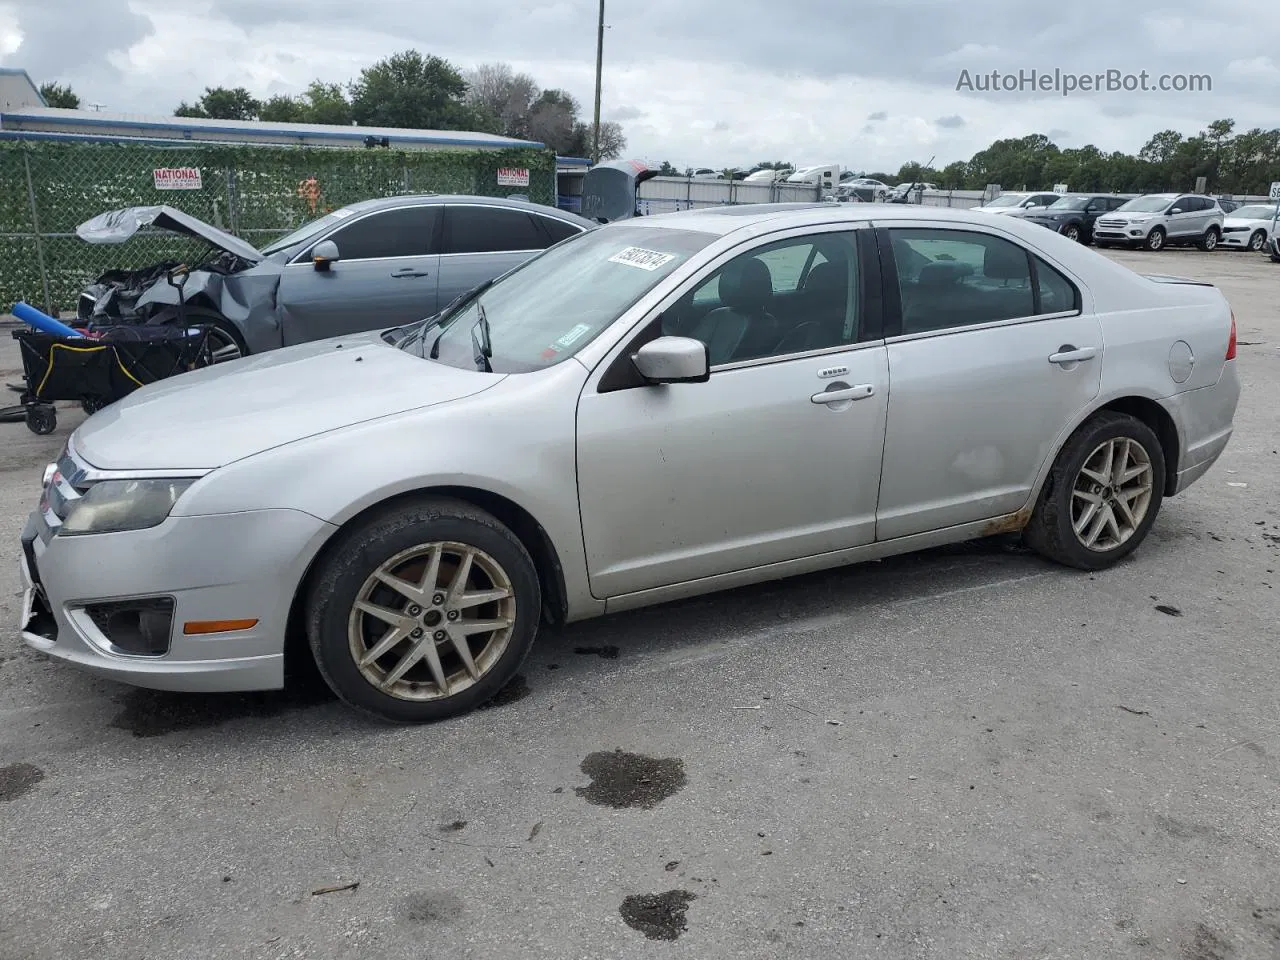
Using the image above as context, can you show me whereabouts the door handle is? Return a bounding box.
[391,268,430,278]
[811,384,875,404]
[1048,346,1098,365]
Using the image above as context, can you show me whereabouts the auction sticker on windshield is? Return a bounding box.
[609,246,677,271]
[555,323,593,348]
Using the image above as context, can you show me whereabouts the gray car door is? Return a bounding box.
[1168,196,1200,238]
[875,224,1103,540]
[576,227,889,599]
[275,205,442,345]
[436,205,579,309]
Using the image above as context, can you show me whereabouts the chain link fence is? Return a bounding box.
[1,140,557,315]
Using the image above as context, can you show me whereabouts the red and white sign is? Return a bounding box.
[496,167,530,187]
[153,167,203,190]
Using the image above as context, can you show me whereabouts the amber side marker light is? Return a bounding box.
[183,619,259,635]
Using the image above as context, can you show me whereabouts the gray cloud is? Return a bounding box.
[935,114,965,128]
[713,120,730,132]
[7,0,152,94]
[610,105,645,121]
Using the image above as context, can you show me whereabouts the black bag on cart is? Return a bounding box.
[11,325,212,435]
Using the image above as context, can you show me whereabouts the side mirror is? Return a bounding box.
[313,239,340,271]
[1170,207,1182,215]
[632,336,710,384]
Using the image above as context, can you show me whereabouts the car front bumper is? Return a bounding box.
[1219,231,1256,248]
[19,507,335,693]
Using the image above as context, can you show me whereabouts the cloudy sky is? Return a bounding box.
[2,0,1277,173]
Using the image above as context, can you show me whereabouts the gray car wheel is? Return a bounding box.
[305,497,540,723]
[1144,227,1166,251]
[1064,223,1081,242]
[1248,230,1266,252]
[1023,412,1165,571]
[1197,227,1220,252]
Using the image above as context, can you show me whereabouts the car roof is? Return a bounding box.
[334,193,595,226]
[632,201,1076,238]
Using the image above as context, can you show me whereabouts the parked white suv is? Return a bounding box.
[1093,193,1225,252]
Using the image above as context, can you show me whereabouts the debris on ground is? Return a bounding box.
[311,881,359,896]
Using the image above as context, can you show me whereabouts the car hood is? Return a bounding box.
[1224,216,1273,228]
[73,332,501,471]
[76,205,265,264]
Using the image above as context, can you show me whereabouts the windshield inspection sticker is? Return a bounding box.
[609,246,676,271]
[555,323,593,348]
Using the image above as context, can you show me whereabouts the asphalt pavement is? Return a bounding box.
[1,247,1278,960]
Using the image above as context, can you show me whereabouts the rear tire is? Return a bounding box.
[1197,227,1220,252]
[1024,412,1166,571]
[306,497,541,723]
[1144,227,1166,252]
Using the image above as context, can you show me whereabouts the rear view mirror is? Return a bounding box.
[633,336,710,384]
[313,239,340,271]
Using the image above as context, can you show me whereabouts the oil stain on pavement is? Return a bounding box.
[619,890,696,940]
[0,762,44,801]
[575,749,686,809]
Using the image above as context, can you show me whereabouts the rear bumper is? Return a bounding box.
[19,507,334,693]
[1161,360,1241,495]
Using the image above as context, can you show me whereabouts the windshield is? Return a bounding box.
[984,194,1028,208]
[1233,204,1279,219]
[259,208,355,254]
[1116,196,1173,213]
[420,224,717,373]
[1048,197,1091,210]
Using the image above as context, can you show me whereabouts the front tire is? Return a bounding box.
[1144,227,1166,251]
[1248,230,1266,252]
[1064,223,1082,242]
[306,497,541,723]
[1024,412,1166,571]
[1197,227,1220,251]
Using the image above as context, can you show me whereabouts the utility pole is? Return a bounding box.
[592,0,605,164]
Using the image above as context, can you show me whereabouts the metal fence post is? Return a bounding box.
[402,164,411,194]
[225,168,240,236]
[22,152,53,316]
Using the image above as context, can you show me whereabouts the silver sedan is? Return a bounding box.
[19,203,1240,722]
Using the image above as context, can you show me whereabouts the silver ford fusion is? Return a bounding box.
[19,203,1240,723]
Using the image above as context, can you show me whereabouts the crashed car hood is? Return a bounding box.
[76,206,264,264]
[73,332,501,471]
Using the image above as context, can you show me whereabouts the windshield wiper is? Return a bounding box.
[428,279,495,361]
[471,300,493,372]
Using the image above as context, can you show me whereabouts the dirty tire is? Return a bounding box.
[1064,224,1081,242]
[1143,227,1166,252]
[306,497,540,723]
[1247,230,1266,252]
[1024,412,1166,571]
[1197,227,1220,252]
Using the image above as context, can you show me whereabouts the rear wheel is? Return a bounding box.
[1024,412,1165,571]
[306,497,541,723]
[1197,227,1220,252]
[1144,227,1166,251]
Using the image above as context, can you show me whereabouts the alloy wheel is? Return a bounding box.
[1065,225,1080,241]
[206,327,244,363]
[347,541,516,701]
[1249,231,1265,252]
[1071,437,1155,552]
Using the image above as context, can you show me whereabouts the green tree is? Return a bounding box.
[259,94,306,123]
[303,81,353,126]
[349,50,478,130]
[39,81,80,108]
[175,86,261,120]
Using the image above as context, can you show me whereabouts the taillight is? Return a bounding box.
[1226,311,1237,361]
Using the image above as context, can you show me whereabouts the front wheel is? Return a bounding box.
[306,497,541,723]
[1064,224,1082,242]
[1024,412,1166,571]
[1144,227,1166,251]
[1197,227,1220,252]
[1248,230,1266,252]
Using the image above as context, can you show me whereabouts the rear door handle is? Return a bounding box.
[1048,346,1098,365]
[811,384,875,404]
[391,268,430,278]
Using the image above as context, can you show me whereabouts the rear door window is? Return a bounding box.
[444,206,548,254]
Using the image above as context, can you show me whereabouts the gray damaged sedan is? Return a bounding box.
[75,196,596,361]
[22,203,1239,722]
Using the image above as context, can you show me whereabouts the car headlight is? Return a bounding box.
[59,478,194,536]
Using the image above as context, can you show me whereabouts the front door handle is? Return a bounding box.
[391,268,430,278]
[1048,346,1098,365]
[811,384,875,404]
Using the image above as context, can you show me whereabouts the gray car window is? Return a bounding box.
[1035,256,1079,314]
[536,215,585,245]
[891,229,1036,335]
[324,206,440,260]
[670,233,859,365]
[445,206,547,254]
